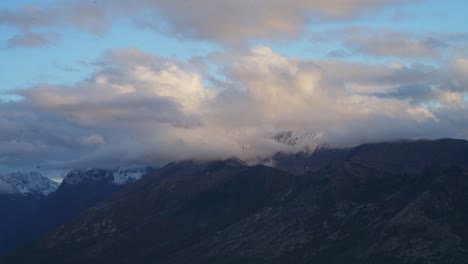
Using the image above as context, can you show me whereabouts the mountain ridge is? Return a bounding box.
[3,138,468,264]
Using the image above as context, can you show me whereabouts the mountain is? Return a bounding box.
[0,167,150,256]
[347,138,468,173]
[172,163,468,264]
[36,167,150,232]
[273,138,468,175]
[272,145,350,174]
[0,171,58,255]
[4,139,468,264]
[63,168,147,185]
[3,159,293,263]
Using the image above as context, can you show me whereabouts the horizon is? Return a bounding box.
[1,0,468,171]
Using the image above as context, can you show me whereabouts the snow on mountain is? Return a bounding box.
[0,171,59,196]
[112,168,147,185]
[63,168,147,185]
[272,130,323,149]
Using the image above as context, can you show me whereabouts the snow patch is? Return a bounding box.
[112,168,146,185]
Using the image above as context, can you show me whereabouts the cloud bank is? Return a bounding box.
[1,46,467,169]
[0,0,467,170]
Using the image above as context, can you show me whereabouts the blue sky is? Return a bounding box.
[1,0,466,95]
[0,0,467,170]
[0,17,218,97]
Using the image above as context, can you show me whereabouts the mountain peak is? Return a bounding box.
[0,171,58,197]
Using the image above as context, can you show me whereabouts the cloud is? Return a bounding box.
[453,57,468,87]
[0,0,415,43]
[5,31,60,48]
[212,47,444,142]
[311,28,468,59]
[434,90,464,109]
[1,47,467,169]
[344,29,441,58]
[0,4,54,29]
[132,0,414,43]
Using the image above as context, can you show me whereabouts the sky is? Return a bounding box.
[0,0,468,171]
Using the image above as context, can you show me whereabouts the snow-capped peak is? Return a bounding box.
[272,130,324,150]
[0,171,59,196]
[63,168,147,185]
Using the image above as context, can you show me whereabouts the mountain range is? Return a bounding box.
[0,167,150,256]
[2,139,468,263]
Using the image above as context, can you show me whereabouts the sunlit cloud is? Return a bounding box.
[0,47,466,169]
